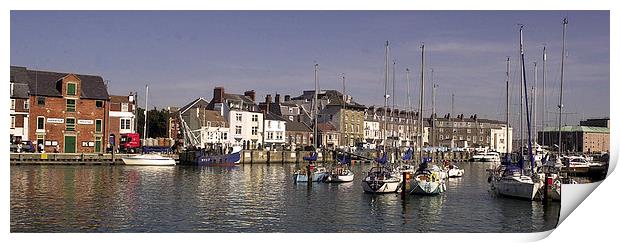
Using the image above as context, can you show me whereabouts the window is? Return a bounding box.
[236,126,242,135]
[120,118,131,130]
[10,99,15,110]
[236,113,242,122]
[67,83,76,96]
[24,100,29,110]
[222,133,228,140]
[66,118,76,131]
[267,121,272,128]
[95,119,102,133]
[252,126,258,135]
[37,116,45,130]
[66,99,76,112]
[96,100,104,108]
[37,97,45,105]
[268,132,273,140]
[276,132,283,140]
[252,114,258,122]
[10,116,15,128]
[10,83,13,96]
[121,102,128,111]
[439,135,443,140]
[467,129,471,134]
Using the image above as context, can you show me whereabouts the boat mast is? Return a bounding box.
[392,60,396,150]
[558,18,568,156]
[505,57,510,156]
[418,44,425,163]
[431,69,436,159]
[143,84,149,142]
[542,46,547,150]
[520,25,535,173]
[383,41,390,151]
[314,63,319,150]
[519,26,524,158]
[406,68,411,149]
[533,62,538,146]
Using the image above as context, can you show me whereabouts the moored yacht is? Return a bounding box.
[122,153,176,166]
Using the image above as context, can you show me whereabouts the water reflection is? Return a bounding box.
[11,163,559,233]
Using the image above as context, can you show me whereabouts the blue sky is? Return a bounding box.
[11,11,609,127]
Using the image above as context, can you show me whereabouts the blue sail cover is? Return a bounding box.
[336,154,352,164]
[402,148,413,160]
[303,152,318,161]
[422,157,432,163]
[376,152,388,164]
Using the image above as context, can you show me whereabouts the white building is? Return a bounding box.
[263,113,286,150]
[178,97,230,150]
[209,87,263,150]
[363,119,380,149]
[9,79,30,143]
[491,126,513,153]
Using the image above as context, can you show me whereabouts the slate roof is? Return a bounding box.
[10,66,109,100]
[286,120,312,132]
[265,113,287,121]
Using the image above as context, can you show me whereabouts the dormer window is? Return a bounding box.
[67,83,77,96]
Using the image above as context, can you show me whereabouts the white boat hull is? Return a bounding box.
[447,168,464,178]
[121,154,176,166]
[326,174,354,182]
[410,180,446,195]
[362,178,401,193]
[294,172,329,182]
[496,178,541,200]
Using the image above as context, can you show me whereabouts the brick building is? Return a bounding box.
[538,126,610,154]
[10,66,110,153]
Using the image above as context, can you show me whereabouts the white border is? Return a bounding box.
[3,1,617,243]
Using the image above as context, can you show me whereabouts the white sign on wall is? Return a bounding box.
[78,119,94,125]
[47,118,64,123]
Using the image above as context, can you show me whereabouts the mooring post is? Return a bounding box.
[401,172,408,199]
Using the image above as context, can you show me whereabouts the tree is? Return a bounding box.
[136,107,170,138]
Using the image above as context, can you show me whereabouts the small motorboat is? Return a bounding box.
[122,153,176,166]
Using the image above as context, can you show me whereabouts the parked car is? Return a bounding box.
[10,141,35,153]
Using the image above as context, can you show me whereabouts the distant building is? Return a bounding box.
[176,97,230,150]
[263,113,287,150]
[538,126,609,154]
[10,69,30,143]
[429,113,511,152]
[317,122,339,149]
[364,106,421,149]
[108,93,137,147]
[293,90,366,147]
[10,66,110,153]
[579,118,610,128]
[208,87,263,150]
[285,119,313,150]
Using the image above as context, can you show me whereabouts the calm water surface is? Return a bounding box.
[10,162,559,232]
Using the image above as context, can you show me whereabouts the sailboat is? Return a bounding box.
[293,64,328,183]
[122,85,176,166]
[325,152,355,182]
[491,25,542,200]
[410,44,446,196]
[361,41,402,193]
[362,151,402,193]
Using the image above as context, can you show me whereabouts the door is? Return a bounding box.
[64,135,76,153]
[95,136,102,153]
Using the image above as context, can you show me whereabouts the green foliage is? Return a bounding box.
[136,107,170,138]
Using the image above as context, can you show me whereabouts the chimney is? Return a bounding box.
[214,87,224,103]
[266,94,272,104]
[265,94,272,114]
[244,90,256,102]
[284,95,291,101]
[275,94,281,104]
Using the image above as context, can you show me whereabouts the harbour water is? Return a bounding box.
[11,162,559,233]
